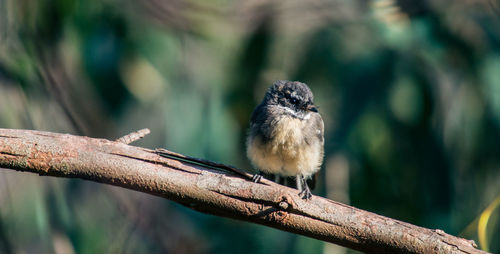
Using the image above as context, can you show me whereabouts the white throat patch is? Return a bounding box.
[276,105,311,120]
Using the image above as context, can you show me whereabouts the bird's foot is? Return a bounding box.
[252,174,263,183]
[299,185,312,200]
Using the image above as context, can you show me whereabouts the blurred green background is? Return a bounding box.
[1,0,500,253]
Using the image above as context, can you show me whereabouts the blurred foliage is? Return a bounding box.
[478,194,500,252]
[1,0,500,253]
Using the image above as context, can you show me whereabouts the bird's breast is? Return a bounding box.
[269,115,308,157]
[247,113,323,177]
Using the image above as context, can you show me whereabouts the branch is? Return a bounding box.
[0,128,486,254]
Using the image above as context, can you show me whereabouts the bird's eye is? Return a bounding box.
[290,98,298,104]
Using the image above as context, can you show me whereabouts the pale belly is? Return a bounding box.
[247,116,322,177]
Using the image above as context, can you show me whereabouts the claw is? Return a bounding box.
[252,174,263,183]
[297,175,313,200]
[299,187,313,200]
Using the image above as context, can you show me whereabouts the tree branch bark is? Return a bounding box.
[0,128,486,253]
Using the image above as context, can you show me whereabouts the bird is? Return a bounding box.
[246,80,324,200]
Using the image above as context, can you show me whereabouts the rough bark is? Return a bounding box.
[0,128,486,254]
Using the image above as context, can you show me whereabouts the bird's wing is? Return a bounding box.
[314,113,324,144]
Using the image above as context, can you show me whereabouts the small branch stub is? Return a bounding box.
[116,128,150,144]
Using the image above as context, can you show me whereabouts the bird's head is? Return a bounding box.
[263,80,318,118]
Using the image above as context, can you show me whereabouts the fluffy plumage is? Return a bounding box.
[247,80,324,199]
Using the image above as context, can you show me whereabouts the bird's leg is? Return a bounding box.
[274,174,281,183]
[296,176,303,192]
[298,175,312,200]
[252,172,263,183]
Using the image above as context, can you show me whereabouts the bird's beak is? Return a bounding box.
[306,104,318,112]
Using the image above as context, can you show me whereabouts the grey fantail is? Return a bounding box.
[246,80,324,199]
